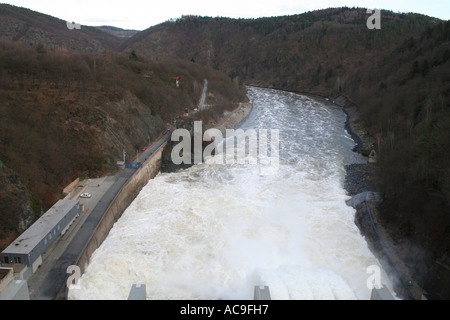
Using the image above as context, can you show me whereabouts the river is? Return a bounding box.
[68,87,392,300]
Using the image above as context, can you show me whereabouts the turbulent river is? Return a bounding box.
[69,87,392,300]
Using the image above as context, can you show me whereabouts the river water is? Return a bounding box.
[69,87,392,300]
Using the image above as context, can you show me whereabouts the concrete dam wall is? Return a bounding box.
[74,141,168,277]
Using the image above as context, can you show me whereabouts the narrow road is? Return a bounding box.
[198,79,208,110]
[27,131,171,300]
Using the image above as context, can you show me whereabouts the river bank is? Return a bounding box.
[160,101,253,173]
[335,95,431,300]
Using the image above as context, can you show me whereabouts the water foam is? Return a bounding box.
[69,87,388,300]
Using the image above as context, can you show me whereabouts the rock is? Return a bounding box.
[368,149,377,163]
[0,161,37,250]
[344,163,377,196]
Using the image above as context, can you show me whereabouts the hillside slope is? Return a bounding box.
[122,9,437,92]
[0,4,121,51]
[95,26,139,39]
[0,38,247,251]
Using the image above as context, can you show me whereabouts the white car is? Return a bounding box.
[80,193,92,198]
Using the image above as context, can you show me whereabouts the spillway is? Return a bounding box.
[68,87,391,300]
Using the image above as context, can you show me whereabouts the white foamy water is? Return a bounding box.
[69,87,391,300]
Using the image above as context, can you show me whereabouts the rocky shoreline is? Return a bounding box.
[336,95,430,300]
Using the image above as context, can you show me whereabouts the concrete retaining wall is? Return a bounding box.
[63,178,80,195]
[74,141,167,275]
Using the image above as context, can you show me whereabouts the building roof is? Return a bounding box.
[2,199,79,256]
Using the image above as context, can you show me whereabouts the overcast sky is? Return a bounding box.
[3,0,449,30]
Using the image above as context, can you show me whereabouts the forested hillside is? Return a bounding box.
[345,21,450,258]
[0,4,120,51]
[0,38,246,250]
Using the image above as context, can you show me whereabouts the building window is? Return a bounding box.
[14,257,21,264]
[4,257,9,264]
